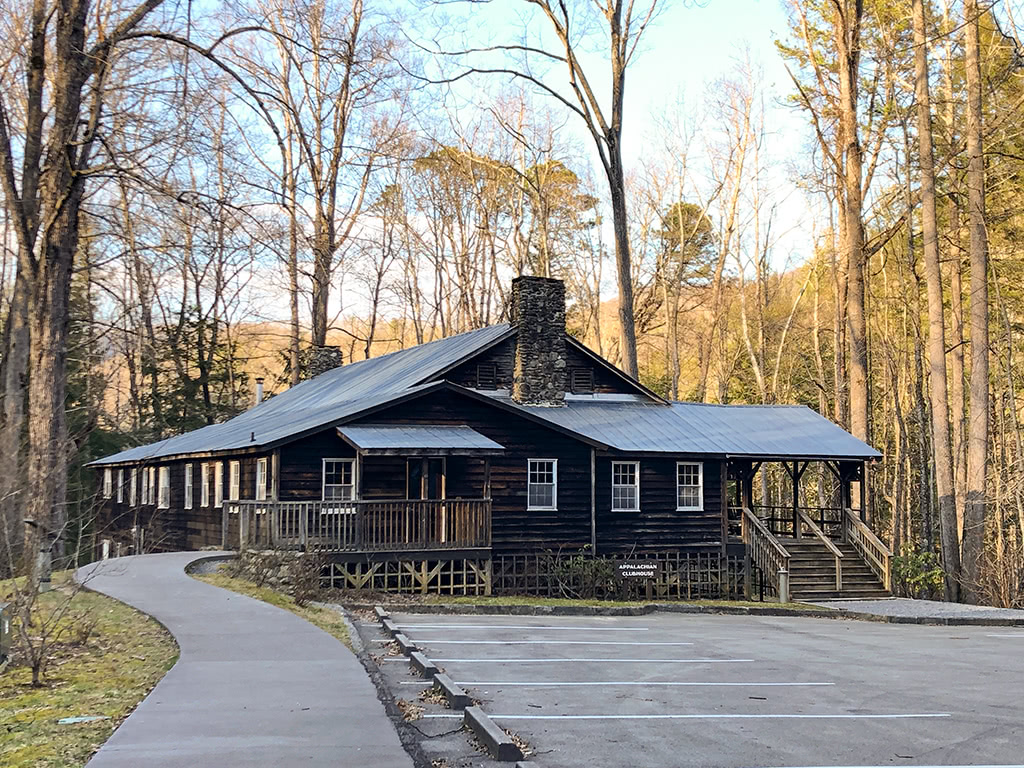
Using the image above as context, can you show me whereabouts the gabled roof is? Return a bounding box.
[90,324,512,465]
[91,321,880,466]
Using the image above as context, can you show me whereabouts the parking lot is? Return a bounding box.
[389,611,1024,768]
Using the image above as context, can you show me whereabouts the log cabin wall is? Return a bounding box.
[594,455,724,554]
[97,452,271,552]
[339,390,594,554]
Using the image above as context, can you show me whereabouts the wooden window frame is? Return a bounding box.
[148,467,156,505]
[675,461,704,511]
[103,468,113,499]
[141,467,150,506]
[322,458,356,502]
[214,462,224,508]
[184,463,194,510]
[527,458,558,511]
[611,461,641,512]
[229,461,241,501]
[255,458,268,501]
[200,463,210,508]
[158,466,171,509]
[117,468,124,504]
[129,468,137,506]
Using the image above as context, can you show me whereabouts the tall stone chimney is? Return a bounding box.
[299,345,343,381]
[510,275,566,406]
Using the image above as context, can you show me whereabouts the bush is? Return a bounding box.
[892,546,945,599]
[552,548,620,599]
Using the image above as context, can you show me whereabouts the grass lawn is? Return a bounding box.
[0,574,178,768]
[412,594,823,610]
[194,571,351,647]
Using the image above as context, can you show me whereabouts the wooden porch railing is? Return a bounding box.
[797,509,844,592]
[842,507,892,591]
[740,506,792,602]
[750,505,845,539]
[223,499,492,553]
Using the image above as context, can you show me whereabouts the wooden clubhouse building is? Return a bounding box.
[92,277,890,602]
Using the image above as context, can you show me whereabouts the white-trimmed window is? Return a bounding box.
[141,467,151,505]
[255,458,268,501]
[229,461,240,501]
[323,458,355,501]
[103,468,113,499]
[184,463,194,510]
[158,466,170,509]
[527,459,557,510]
[676,462,703,511]
[201,463,210,507]
[214,462,224,508]
[148,467,156,505]
[611,461,640,512]
[130,468,138,506]
[117,468,124,504]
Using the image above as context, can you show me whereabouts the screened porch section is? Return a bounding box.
[224,424,503,553]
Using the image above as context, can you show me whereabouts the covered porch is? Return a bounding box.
[225,424,502,554]
[726,457,892,602]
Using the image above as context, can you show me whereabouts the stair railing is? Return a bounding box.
[842,508,892,592]
[798,509,844,592]
[741,507,792,603]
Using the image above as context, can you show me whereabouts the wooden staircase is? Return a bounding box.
[786,538,890,601]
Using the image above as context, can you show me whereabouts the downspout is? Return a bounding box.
[590,448,597,555]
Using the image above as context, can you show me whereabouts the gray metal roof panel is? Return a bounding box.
[337,424,504,451]
[481,393,879,459]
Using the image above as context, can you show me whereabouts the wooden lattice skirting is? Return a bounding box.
[323,556,492,596]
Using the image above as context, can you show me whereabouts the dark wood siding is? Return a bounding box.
[344,390,594,554]
[594,456,724,553]
[441,335,642,397]
[279,429,354,501]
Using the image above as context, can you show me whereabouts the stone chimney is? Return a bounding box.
[299,345,343,381]
[510,275,566,406]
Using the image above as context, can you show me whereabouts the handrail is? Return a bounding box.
[798,509,843,591]
[224,498,492,553]
[842,507,892,592]
[741,507,791,602]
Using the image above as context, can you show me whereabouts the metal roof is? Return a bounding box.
[481,393,880,460]
[91,320,880,466]
[89,324,511,465]
[337,425,505,454]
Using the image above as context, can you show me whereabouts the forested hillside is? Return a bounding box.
[1,0,1022,606]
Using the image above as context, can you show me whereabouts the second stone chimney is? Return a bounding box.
[299,345,343,381]
[510,275,566,406]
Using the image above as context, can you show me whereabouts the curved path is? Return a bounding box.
[75,552,413,768]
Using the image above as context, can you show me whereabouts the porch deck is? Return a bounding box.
[222,498,492,554]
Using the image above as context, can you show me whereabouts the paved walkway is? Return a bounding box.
[816,596,1024,622]
[75,552,413,768]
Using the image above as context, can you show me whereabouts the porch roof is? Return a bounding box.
[337,424,505,456]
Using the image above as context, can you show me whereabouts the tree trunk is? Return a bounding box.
[836,1,869,444]
[913,0,961,600]
[607,156,638,379]
[962,0,990,602]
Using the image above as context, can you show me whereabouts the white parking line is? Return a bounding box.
[754,766,1024,768]
[396,624,649,631]
[986,633,1024,638]
[422,712,951,721]
[414,640,693,646]
[430,657,755,663]
[432,680,835,687]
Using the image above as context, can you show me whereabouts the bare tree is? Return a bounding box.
[912,0,960,600]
